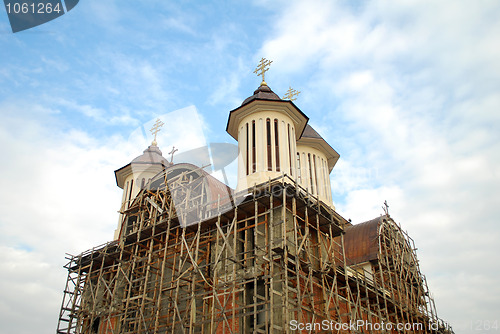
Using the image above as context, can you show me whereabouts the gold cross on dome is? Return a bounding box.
[283,86,301,101]
[150,118,164,146]
[254,58,273,86]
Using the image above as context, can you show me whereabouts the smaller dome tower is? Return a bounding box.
[296,124,339,208]
[226,58,308,191]
[112,119,171,239]
[227,59,341,209]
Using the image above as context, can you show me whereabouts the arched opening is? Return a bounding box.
[128,179,134,208]
[288,124,293,176]
[274,119,280,172]
[266,119,272,171]
[252,120,256,173]
[297,152,301,182]
[308,153,314,194]
[313,155,319,197]
[246,123,249,175]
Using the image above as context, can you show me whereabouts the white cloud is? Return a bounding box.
[209,67,244,107]
[0,246,65,334]
[140,106,209,153]
[161,16,197,35]
[339,186,404,224]
[0,102,137,333]
[94,53,173,111]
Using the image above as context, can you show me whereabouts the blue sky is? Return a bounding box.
[1,1,500,333]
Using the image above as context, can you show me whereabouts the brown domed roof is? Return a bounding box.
[241,84,281,106]
[131,145,171,166]
[114,145,172,189]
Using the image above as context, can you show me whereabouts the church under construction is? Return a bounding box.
[57,60,454,334]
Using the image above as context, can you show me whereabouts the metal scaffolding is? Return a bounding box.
[57,170,453,334]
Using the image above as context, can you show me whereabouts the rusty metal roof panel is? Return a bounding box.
[343,216,382,266]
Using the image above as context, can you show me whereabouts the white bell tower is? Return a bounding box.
[226,59,308,191]
[227,59,340,210]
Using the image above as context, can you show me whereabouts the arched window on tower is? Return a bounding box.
[246,123,249,175]
[252,120,256,173]
[274,119,280,172]
[313,155,319,197]
[128,179,134,208]
[288,124,292,176]
[308,153,314,194]
[266,118,272,171]
[322,159,328,200]
[297,152,301,182]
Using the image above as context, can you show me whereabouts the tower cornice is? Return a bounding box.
[226,99,309,140]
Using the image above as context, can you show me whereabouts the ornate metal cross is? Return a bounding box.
[168,146,178,164]
[254,58,273,85]
[383,200,390,215]
[283,86,301,101]
[150,118,164,146]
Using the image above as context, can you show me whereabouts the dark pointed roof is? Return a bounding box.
[297,124,340,171]
[301,124,323,140]
[241,84,281,106]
